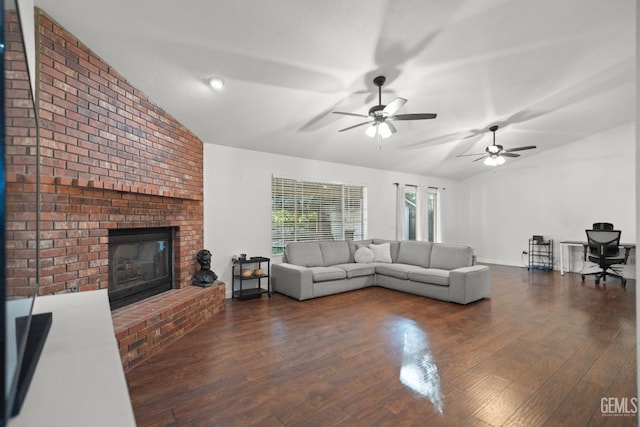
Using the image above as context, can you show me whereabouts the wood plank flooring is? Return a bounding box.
[126,265,637,426]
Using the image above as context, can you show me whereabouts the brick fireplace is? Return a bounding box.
[5,9,225,371]
[35,7,204,296]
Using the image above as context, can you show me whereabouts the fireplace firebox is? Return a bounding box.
[108,227,173,310]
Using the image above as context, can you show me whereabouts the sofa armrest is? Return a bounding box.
[448,265,491,304]
[271,263,314,300]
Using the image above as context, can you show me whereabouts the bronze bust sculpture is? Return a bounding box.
[192,249,218,287]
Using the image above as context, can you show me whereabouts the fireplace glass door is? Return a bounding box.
[108,228,173,309]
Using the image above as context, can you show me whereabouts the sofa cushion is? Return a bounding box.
[310,266,347,282]
[372,239,401,262]
[397,241,433,268]
[333,263,376,278]
[319,241,351,266]
[408,268,450,286]
[285,242,324,267]
[375,263,421,280]
[354,247,374,263]
[369,243,392,263]
[430,244,473,270]
[348,239,373,262]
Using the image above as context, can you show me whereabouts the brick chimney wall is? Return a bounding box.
[4,10,39,297]
[7,10,205,296]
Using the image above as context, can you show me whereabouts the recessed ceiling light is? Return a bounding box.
[207,77,224,90]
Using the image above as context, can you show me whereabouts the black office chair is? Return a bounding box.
[592,222,614,230]
[581,229,626,286]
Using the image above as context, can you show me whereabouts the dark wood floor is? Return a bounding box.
[126,265,637,426]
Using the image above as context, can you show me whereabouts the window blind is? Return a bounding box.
[271,176,367,255]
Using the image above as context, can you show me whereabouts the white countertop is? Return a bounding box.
[9,290,136,427]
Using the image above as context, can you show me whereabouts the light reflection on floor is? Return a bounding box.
[393,317,444,414]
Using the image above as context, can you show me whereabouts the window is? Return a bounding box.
[425,190,437,242]
[271,176,367,255]
[404,191,417,240]
[402,187,438,242]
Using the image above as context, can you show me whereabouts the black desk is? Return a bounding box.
[559,241,635,275]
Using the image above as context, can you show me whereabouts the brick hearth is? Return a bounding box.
[112,283,225,372]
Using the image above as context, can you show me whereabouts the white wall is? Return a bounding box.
[455,122,636,272]
[204,122,635,296]
[203,144,456,298]
[16,0,36,95]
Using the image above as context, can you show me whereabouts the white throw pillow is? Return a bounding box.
[369,242,392,263]
[354,246,374,263]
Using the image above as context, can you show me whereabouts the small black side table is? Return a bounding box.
[232,256,271,300]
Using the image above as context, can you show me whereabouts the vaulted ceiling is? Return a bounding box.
[34,0,635,180]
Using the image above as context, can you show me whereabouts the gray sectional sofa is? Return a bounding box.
[271,238,491,304]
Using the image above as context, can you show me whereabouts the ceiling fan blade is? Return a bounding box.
[505,145,537,153]
[501,153,520,158]
[387,121,397,135]
[456,152,485,158]
[472,155,489,162]
[332,111,369,118]
[382,97,407,116]
[391,113,437,121]
[337,121,372,132]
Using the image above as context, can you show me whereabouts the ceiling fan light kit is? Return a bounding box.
[484,155,505,166]
[333,75,437,141]
[207,77,225,90]
[366,121,394,139]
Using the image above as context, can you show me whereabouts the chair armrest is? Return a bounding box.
[271,263,314,300]
[449,265,492,304]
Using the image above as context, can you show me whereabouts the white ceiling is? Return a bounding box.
[34,0,635,180]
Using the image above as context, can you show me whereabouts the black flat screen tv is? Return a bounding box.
[1,0,51,424]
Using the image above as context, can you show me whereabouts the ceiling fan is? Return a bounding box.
[458,125,537,166]
[332,75,437,139]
